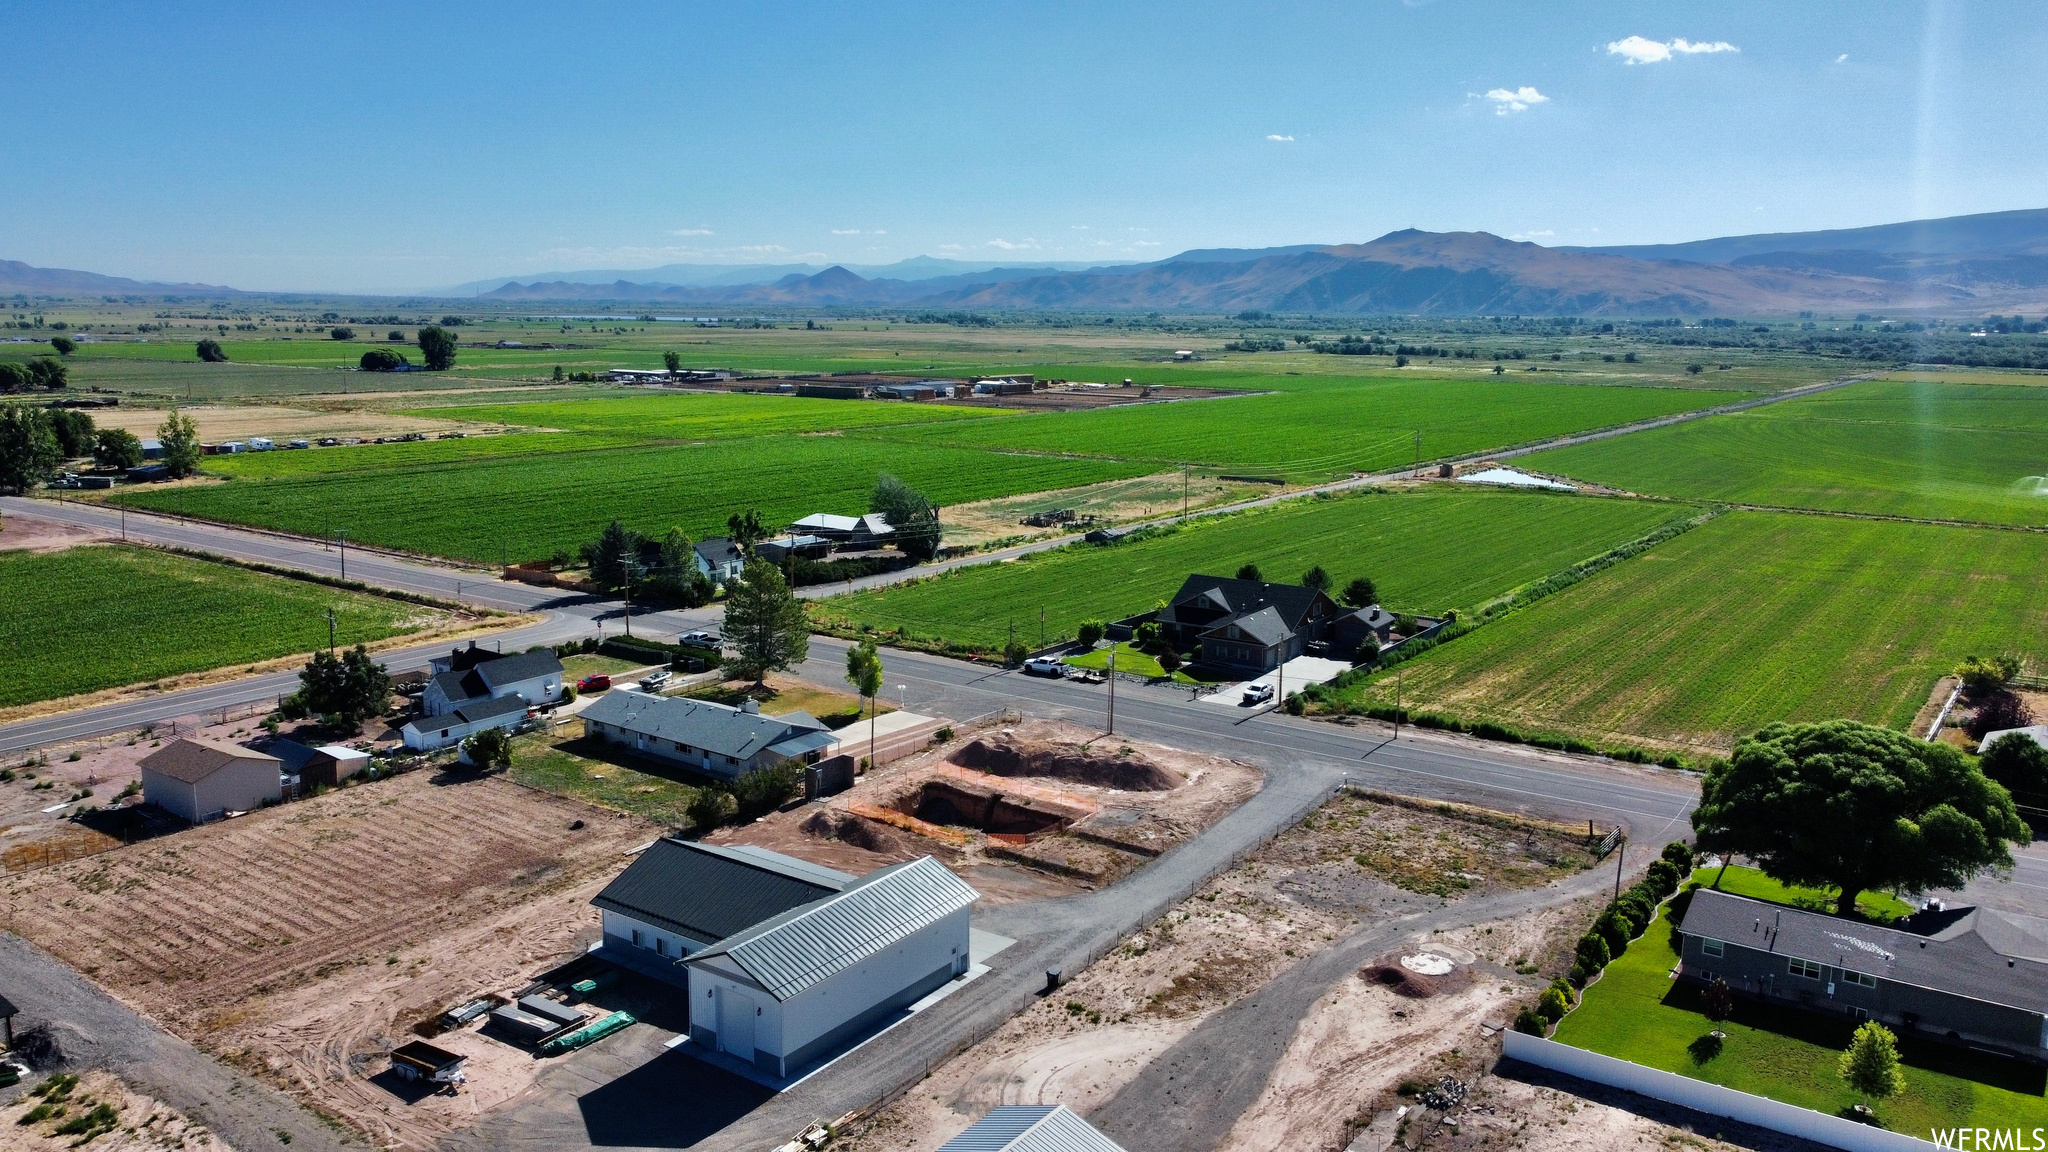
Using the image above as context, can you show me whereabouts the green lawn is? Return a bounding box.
[1524,378,2048,527]
[1331,511,2048,751]
[811,488,1694,655]
[506,731,702,828]
[410,390,1012,438]
[869,376,1747,482]
[110,437,1153,564]
[1063,642,1204,683]
[1554,888,2048,1136]
[1697,865,1915,922]
[0,545,421,708]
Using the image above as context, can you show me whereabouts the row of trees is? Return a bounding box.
[579,520,715,608]
[1233,561,1379,609]
[189,326,458,370]
[0,356,68,392]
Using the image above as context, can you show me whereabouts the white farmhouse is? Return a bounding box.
[138,736,283,824]
[685,856,977,1078]
[421,645,563,717]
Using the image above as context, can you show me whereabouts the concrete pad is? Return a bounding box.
[862,710,945,740]
[1198,656,1354,707]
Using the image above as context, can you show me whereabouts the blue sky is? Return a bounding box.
[5,0,2044,293]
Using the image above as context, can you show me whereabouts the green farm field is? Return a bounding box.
[868,376,1749,480]
[1524,377,2048,526]
[810,488,1693,654]
[113,436,1153,563]
[0,545,424,709]
[1332,511,2048,751]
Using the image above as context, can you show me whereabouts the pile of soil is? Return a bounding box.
[951,737,1183,791]
[802,808,906,854]
[1359,963,1439,998]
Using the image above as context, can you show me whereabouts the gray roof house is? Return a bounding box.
[591,838,853,981]
[695,536,747,584]
[686,856,978,1078]
[1678,887,2048,1060]
[577,691,839,780]
[421,647,563,717]
[1157,575,1343,673]
[401,693,528,751]
[938,1106,1129,1152]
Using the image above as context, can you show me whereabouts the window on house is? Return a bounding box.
[1789,958,1823,980]
[655,938,667,957]
[631,928,643,947]
[1841,970,1877,989]
[1701,938,1724,958]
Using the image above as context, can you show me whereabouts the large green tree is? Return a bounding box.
[93,427,145,470]
[1693,720,2026,915]
[0,406,60,493]
[157,410,203,479]
[195,338,228,363]
[296,644,393,727]
[870,473,941,560]
[648,526,713,607]
[723,560,808,684]
[1980,733,2048,807]
[416,325,459,371]
[49,409,94,458]
[582,519,646,593]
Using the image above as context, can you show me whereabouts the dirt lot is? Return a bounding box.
[835,791,1601,1152]
[0,511,112,553]
[1424,1070,1827,1152]
[1,1069,230,1151]
[711,717,1263,902]
[92,402,506,444]
[941,471,1277,549]
[0,769,658,1150]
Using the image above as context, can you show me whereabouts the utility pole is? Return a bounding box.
[1181,465,1189,520]
[337,530,348,581]
[620,550,636,638]
[1413,430,1422,477]
[1394,667,1404,739]
[326,608,336,654]
[1039,609,1045,648]
[120,507,125,542]
[1106,646,1116,735]
[1613,835,1628,902]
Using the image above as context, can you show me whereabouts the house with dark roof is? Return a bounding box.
[578,691,839,781]
[1678,887,2048,1061]
[938,1105,1129,1152]
[400,693,529,751]
[420,645,562,717]
[138,736,282,823]
[1157,575,1348,672]
[694,536,747,585]
[686,856,978,1077]
[591,839,853,980]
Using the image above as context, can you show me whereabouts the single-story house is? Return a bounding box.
[1157,575,1343,673]
[591,838,854,981]
[578,691,839,781]
[939,1106,1129,1152]
[686,855,978,1078]
[139,737,283,824]
[790,512,893,551]
[401,694,529,751]
[695,536,747,585]
[755,534,832,564]
[422,645,562,717]
[1678,887,2048,1061]
[267,740,373,788]
[1979,724,2048,755]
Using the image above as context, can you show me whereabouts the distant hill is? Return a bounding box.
[0,259,239,295]
[438,255,1116,297]
[1565,207,2048,264]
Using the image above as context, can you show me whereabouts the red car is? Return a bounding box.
[576,674,611,692]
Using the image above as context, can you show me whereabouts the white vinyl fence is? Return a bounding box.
[1502,1030,1939,1152]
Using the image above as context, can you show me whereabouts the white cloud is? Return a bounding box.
[830,228,887,235]
[668,227,714,236]
[987,238,1041,250]
[1482,87,1549,114]
[1835,53,1849,63]
[1607,35,1739,64]
[1266,134,1295,142]
[1510,229,1555,240]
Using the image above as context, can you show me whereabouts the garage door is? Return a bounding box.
[717,988,755,1061]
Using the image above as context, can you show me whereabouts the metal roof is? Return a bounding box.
[688,856,978,1002]
[591,838,849,944]
[580,691,826,761]
[138,737,280,784]
[404,693,528,732]
[937,1106,1128,1152]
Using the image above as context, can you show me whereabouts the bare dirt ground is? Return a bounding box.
[0,1069,230,1151]
[711,717,1263,902]
[941,472,1275,549]
[0,769,658,1150]
[834,791,1599,1152]
[1422,1067,1827,1152]
[91,402,506,444]
[0,511,112,552]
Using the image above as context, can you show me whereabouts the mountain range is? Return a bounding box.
[8,209,2048,315]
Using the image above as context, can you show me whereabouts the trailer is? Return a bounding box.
[390,1041,466,1086]
[538,1011,635,1056]
[437,997,496,1031]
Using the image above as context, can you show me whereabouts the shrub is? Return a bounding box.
[1645,858,1682,898]
[1701,977,1735,1023]
[688,786,734,831]
[330,326,355,340]
[1575,932,1610,973]
[1966,690,2033,741]
[732,760,803,820]
[1077,620,1105,648]
[460,727,512,771]
[1002,639,1029,666]
[195,337,228,362]
[1513,1008,1547,1036]
[1956,654,2021,694]
[1594,909,1632,957]
[1565,962,1589,989]
[359,348,409,372]
[934,726,954,742]
[1661,840,1694,872]
[1537,985,1572,1023]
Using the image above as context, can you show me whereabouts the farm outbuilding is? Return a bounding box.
[590,839,853,983]
[138,737,283,824]
[684,855,978,1078]
[939,1105,1129,1152]
[270,740,373,788]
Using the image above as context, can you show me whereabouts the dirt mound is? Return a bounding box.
[951,738,1182,791]
[1359,964,1439,998]
[803,808,905,854]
